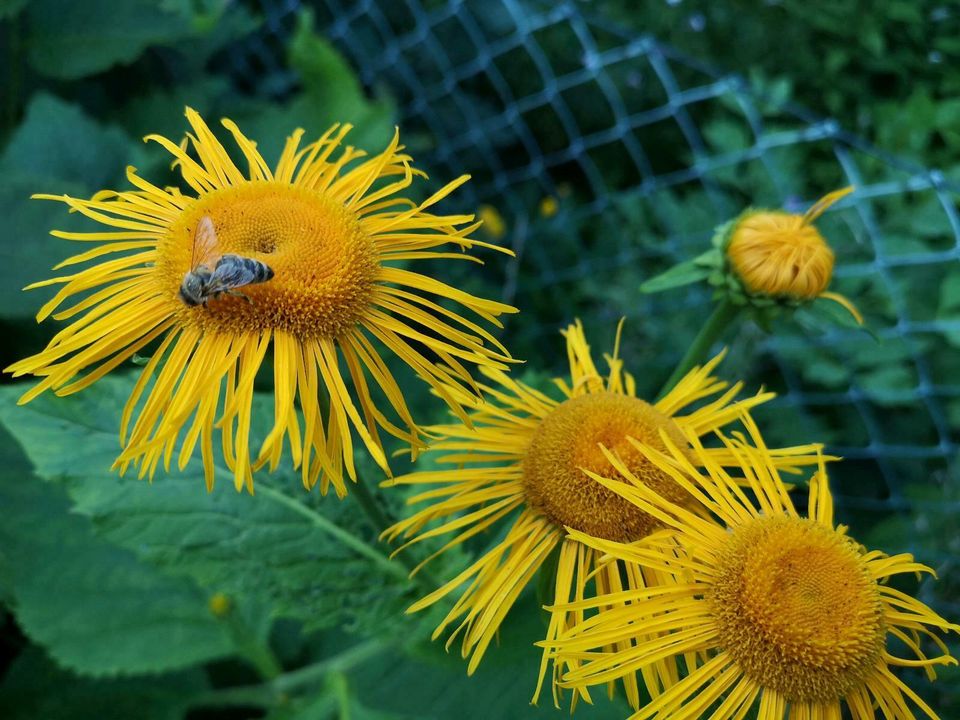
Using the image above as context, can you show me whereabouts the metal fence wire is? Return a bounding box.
[225,0,960,585]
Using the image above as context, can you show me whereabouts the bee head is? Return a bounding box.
[179,268,212,306]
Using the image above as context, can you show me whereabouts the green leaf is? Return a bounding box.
[0,174,91,320]
[289,10,369,112]
[23,0,192,79]
[703,119,750,153]
[0,422,33,605]
[116,77,233,153]
[0,94,136,320]
[159,1,261,74]
[0,646,207,720]
[0,375,429,639]
[859,364,916,404]
[0,92,133,188]
[0,445,235,676]
[781,347,851,389]
[640,252,715,293]
[349,600,633,720]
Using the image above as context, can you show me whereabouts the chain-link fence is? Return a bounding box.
[225,0,960,609]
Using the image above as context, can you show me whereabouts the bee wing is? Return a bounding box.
[207,257,250,290]
[190,215,221,269]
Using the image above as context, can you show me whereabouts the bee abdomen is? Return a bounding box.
[216,254,274,284]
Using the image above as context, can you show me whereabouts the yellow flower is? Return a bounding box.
[539,195,559,218]
[549,418,959,719]
[383,320,826,706]
[726,186,862,322]
[5,109,517,495]
[477,204,506,239]
[208,592,231,617]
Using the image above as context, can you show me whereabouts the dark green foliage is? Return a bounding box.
[0,426,237,677]
[1,0,958,717]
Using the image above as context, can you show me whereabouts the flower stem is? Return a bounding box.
[349,477,442,591]
[189,639,383,709]
[350,476,396,534]
[228,620,283,681]
[655,299,740,400]
[273,639,383,694]
[257,484,408,582]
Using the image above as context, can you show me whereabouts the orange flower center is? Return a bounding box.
[711,516,885,702]
[158,182,377,338]
[522,392,689,542]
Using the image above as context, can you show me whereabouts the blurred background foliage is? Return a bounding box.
[1,0,959,717]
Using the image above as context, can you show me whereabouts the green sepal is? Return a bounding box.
[800,299,878,340]
[710,217,738,249]
[640,249,720,294]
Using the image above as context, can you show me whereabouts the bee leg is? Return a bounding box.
[226,289,253,304]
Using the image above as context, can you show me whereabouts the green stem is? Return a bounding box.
[330,671,351,719]
[349,476,395,534]
[230,623,283,680]
[655,299,740,401]
[349,476,442,592]
[189,684,273,708]
[190,639,383,709]
[215,601,282,680]
[308,386,434,586]
[257,484,407,582]
[273,639,382,693]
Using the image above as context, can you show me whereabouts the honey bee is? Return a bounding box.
[179,216,274,306]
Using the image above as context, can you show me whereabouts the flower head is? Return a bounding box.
[383,320,826,706]
[549,417,959,719]
[6,109,517,494]
[477,204,506,239]
[539,195,559,218]
[640,186,862,329]
[723,186,862,323]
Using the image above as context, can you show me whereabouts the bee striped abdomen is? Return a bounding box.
[214,255,274,285]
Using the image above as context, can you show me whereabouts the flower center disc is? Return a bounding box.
[521,393,689,542]
[711,516,885,702]
[161,183,377,338]
[727,211,834,299]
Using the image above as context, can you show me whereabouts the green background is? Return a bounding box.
[0,0,957,717]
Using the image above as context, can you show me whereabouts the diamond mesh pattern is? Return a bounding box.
[224,0,960,612]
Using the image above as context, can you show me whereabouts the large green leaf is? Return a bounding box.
[0,375,433,640]
[0,423,32,605]
[0,94,137,320]
[0,646,206,720]
[23,0,192,79]
[0,173,88,320]
[0,93,132,188]
[350,601,634,720]
[0,441,236,676]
